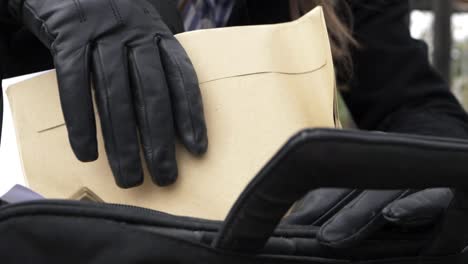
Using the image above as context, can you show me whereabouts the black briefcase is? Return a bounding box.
[1,129,467,264]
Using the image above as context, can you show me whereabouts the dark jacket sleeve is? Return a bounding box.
[0,1,54,146]
[0,0,53,78]
[0,39,5,144]
[343,0,468,139]
[1,0,13,144]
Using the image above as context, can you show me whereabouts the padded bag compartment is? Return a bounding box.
[1,129,468,263]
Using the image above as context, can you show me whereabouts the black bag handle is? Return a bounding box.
[213,129,468,254]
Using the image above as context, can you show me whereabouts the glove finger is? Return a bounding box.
[318,189,411,248]
[158,35,208,155]
[283,189,360,226]
[54,45,97,162]
[92,43,143,188]
[128,43,177,186]
[383,188,453,227]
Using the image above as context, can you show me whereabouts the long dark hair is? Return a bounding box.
[290,0,357,85]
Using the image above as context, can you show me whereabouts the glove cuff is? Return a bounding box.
[8,0,25,21]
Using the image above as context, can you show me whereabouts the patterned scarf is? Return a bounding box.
[178,0,235,31]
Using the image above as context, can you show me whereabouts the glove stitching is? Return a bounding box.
[157,36,199,143]
[95,45,126,186]
[82,43,95,133]
[107,0,123,25]
[217,131,468,249]
[58,44,94,152]
[346,190,368,209]
[23,2,57,53]
[312,190,360,226]
[128,46,155,178]
[318,190,409,247]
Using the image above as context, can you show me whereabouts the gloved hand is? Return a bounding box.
[7,0,208,188]
[283,188,453,248]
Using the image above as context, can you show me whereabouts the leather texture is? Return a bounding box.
[1,129,468,263]
[214,129,468,257]
[7,0,208,188]
[284,188,454,248]
[6,7,337,220]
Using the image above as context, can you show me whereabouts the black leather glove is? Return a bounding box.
[284,188,453,248]
[7,0,208,188]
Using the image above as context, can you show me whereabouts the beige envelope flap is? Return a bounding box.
[28,7,329,133]
[177,10,327,84]
[7,7,337,220]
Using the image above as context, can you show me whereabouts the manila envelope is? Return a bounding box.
[7,7,338,220]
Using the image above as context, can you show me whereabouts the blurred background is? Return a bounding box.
[410,0,468,106]
[340,0,468,127]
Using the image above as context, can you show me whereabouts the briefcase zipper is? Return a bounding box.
[0,200,318,238]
